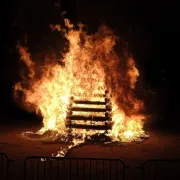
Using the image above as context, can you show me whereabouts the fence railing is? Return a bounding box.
[139,159,180,180]
[2,152,180,180]
[0,153,10,180]
[24,156,128,180]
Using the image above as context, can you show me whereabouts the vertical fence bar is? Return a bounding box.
[83,159,85,179]
[116,160,118,180]
[56,159,59,180]
[96,160,98,180]
[0,153,10,180]
[44,161,46,180]
[123,162,125,180]
[31,158,34,180]
[50,159,52,180]
[76,159,78,177]
[37,159,39,180]
[70,159,72,180]
[90,160,91,180]
[154,163,157,180]
[103,160,104,180]
[1,154,3,178]
[110,160,111,180]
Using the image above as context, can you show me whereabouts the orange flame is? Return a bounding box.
[14,19,146,143]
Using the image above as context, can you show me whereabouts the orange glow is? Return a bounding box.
[14,19,147,148]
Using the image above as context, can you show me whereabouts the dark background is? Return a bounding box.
[2,0,179,130]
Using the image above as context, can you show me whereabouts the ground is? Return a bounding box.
[0,121,180,180]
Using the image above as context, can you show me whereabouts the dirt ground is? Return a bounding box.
[0,121,180,180]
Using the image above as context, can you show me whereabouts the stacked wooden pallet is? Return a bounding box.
[66,91,112,131]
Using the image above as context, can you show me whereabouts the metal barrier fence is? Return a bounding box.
[0,153,9,180]
[140,159,180,180]
[24,156,127,180]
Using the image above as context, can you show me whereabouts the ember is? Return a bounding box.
[14,19,148,156]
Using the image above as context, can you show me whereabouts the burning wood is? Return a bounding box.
[70,107,107,112]
[68,116,109,121]
[65,91,113,138]
[14,18,148,157]
[68,124,111,130]
[74,100,106,105]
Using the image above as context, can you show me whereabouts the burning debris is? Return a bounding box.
[14,19,149,157]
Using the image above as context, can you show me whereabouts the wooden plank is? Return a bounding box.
[72,94,106,97]
[71,107,107,112]
[67,124,111,130]
[74,100,106,105]
[69,115,109,121]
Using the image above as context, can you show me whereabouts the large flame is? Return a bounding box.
[14,19,146,144]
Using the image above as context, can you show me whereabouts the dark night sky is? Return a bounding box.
[2,0,180,129]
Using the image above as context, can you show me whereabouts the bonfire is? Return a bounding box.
[14,19,149,156]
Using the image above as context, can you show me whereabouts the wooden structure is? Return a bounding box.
[66,91,112,131]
